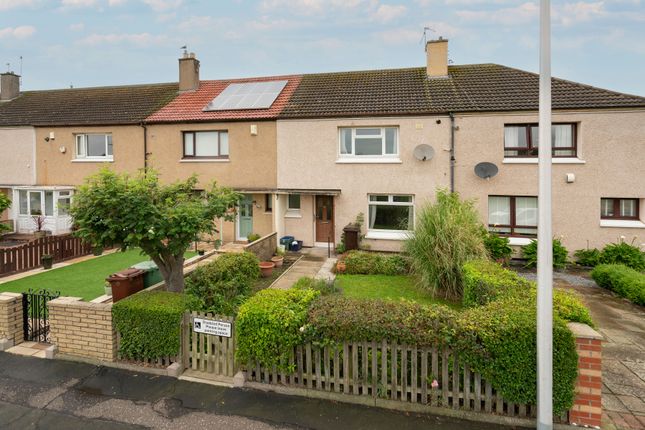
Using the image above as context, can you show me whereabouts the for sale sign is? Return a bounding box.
[192,317,232,338]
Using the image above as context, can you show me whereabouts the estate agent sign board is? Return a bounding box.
[192,317,232,338]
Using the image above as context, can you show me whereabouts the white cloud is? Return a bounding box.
[0,0,38,11]
[259,0,374,15]
[61,0,97,7]
[78,32,168,46]
[371,4,407,23]
[456,2,538,25]
[375,21,459,45]
[108,0,127,5]
[554,1,605,26]
[69,23,85,31]
[142,0,181,11]
[0,25,37,39]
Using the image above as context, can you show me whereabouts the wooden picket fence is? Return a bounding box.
[246,340,539,419]
[182,312,237,377]
[0,234,92,277]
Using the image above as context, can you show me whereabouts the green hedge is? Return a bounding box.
[591,264,645,306]
[598,243,645,271]
[342,250,410,275]
[112,291,188,360]
[236,288,320,369]
[292,277,337,295]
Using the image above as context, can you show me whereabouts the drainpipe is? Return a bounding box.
[140,122,148,172]
[449,113,456,193]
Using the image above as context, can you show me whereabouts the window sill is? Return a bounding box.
[502,158,586,164]
[71,158,114,163]
[284,211,302,219]
[336,158,402,164]
[365,231,409,240]
[508,237,534,246]
[179,158,230,163]
[600,219,645,229]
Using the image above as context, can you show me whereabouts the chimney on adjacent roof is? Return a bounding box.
[0,72,20,101]
[178,51,200,92]
[426,38,449,78]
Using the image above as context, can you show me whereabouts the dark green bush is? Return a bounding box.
[591,264,645,306]
[247,233,261,243]
[600,242,645,271]
[306,296,457,347]
[185,252,260,315]
[522,238,569,269]
[236,288,320,369]
[482,231,512,262]
[458,299,578,415]
[342,250,410,275]
[112,291,188,360]
[292,277,337,295]
[574,248,601,267]
[462,260,532,307]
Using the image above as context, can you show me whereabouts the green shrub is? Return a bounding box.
[522,238,569,269]
[112,291,188,360]
[482,231,512,262]
[458,299,578,415]
[600,242,645,271]
[306,296,457,347]
[185,252,260,315]
[247,233,261,243]
[462,260,532,307]
[574,248,601,267]
[236,288,320,369]
[293,277,337,295]
[404,189,487,299]
[342,250,410,276]
[591,264,645,306]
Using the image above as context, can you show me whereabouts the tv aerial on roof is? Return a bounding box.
[474,162,499,180]
[413,144,435,161]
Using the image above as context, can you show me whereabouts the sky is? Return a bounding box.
[1,0,644,95]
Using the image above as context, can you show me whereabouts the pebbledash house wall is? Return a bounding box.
[277,109,645,252]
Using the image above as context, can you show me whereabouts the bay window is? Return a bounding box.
[75,134,113,160]
[488,196,538,236]
[368,194,413,232]
[601,198,639,220]
[504,123,576,157]
[182,131,229,159]
[339,127,398,158]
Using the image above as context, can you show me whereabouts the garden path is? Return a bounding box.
[270,248,334,290]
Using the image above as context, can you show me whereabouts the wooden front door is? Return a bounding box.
[315,196,334,243]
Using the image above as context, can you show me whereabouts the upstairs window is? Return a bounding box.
[488,196,538,236]
[339,127,398,158]
[368,194,413,232]
[601,198,639,220]
[75,134,113,160]
[504,123,576,157]
[288,194,301,210]
[183,131,229,159]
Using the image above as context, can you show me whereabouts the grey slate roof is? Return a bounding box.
[279,63,645,118]
[0,83,178,126]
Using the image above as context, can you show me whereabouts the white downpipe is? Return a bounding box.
[538,0,553,429]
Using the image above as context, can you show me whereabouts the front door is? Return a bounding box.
[315,196,334,243]
[238,195,253,240]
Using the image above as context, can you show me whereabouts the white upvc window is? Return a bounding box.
[75,134,113,160]
[367,194,414,234]
[339,127,398,158]
[18,190,55,216]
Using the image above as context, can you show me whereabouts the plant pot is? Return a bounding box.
[104,285,112,296]
[92,246,104,256]
[198,249,205,256]
[41,254,53,270]
[34,231,46,239]
[271,256,284,267]
[259,261,275,278]
[336,261,346,274]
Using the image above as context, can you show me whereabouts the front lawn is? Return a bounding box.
[335,274,461,309]
[0,249,196,301]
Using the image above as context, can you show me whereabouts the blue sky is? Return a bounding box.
[1,0,644,95]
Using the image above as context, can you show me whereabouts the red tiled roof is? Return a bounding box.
[146,75,302,123]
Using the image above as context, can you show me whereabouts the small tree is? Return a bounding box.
[404,189,487,299]
[70,169,241,292]
[0,192,11,233]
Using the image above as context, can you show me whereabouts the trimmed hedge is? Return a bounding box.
[342,250,410,276]
[112,291,188,360]
[185,252,260,315]
[236,288,320,369]
[591,264,645,306]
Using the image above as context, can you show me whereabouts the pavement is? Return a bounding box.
[521,269,645,430]
[0,352,518,430]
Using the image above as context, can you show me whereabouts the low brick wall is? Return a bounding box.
[568,322,603,428]
[244,232,277,262]
[49,296,116,362]
[0,292,23,348]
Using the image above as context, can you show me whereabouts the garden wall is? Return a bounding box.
[0,292,23,348]
[244,232,277,262]
[568,322,603,428]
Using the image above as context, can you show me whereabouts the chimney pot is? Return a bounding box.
[0,72,20,101]
[178,53,200,92]
[426,38,449,78]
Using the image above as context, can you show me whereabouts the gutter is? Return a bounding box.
[449,113,455,193]
[140,122,148,172]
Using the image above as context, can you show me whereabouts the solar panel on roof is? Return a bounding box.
[203,80,288,111]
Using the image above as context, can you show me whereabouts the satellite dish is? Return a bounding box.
[413,144,435,161]
[474,162,499,179]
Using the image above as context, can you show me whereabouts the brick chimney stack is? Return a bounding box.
[178,51,200,92]
[0,72,20,101]
[426,38,449,78]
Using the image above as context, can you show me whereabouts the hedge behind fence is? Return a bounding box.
[591,264,645,306]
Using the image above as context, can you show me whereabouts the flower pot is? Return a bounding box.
[41,254,53,270]
[336,261,346,273]
[271,256,284,267]
[104,284,112,296]
[259,261,275,278]
[198,249,205,256]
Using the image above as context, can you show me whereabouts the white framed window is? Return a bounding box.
[75,134,113,160]
[57,191,72,216]
[339,127,398,158]
[183,131,229,159]
[367,194,413,233]
[288,194,301,210]
[18,190,55,216]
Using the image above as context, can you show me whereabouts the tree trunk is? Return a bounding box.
[152,253,186,293]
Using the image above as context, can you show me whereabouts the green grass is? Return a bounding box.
[0,249,196,301]
[335,274,462,309]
